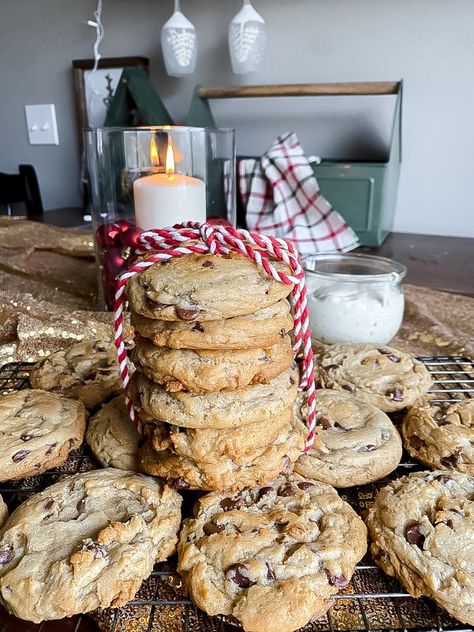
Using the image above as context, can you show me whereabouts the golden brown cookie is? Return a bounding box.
[178,475,367,632]
[29,338,122,409]
[402,397,474,473]
[86,395,140,471]
[317,343,432,412]
[131,334,293,393]
[126,253,293,321]
[367,470,474,626]
[129,367,298,429]
[0,389,86,482]
[131,300,293,350]
[0,469,182,623]
[295,389,402,487]
[139,414,304,492]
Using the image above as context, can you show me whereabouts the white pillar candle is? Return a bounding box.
[133,172,206,230]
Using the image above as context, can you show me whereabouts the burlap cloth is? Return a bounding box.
[0,218,472,365]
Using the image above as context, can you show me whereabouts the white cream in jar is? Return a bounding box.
[304,254,407,345]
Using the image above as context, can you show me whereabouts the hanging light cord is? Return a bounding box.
[87,0,104,72]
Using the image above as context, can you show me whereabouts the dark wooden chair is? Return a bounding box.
[0,164,44,217]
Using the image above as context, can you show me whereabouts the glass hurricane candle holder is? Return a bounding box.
[85,126,236,310]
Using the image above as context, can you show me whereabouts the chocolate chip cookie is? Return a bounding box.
[0,389,86,482]
[367,470,474,626]
[147,407,291,463]
[126,252,293,321]
[29,339,122,409]
[0,468,182,623]
[295,389,403,487]
[178,475,367,632]
[132,334,293,393]
[129,367,298,429]
[139,413,304,492]
[131,299,293,350]
[402,398,474,473]
[317,344,432,412]
[86,395,140,471]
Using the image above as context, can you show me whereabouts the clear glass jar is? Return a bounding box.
[303,253,407,344]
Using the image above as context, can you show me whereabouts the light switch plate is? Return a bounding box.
[25,104,59,145]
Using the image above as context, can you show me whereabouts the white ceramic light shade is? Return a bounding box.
[228,0,266,74]
[161,0,197,77]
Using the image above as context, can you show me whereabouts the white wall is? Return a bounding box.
[1,0,473,237]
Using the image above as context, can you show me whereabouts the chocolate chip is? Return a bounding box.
[92,341,107,352]
[19,433,36,442]
[276,534,285,544]
[226,563,255,588]
[326,571,349,587]
[275,519,289,532]
[203,522,225,535]
[0,546,14,565]
[146,298,170,311]
[387,386,403,402]
[289,377,296,386]
[434,409,450,425]
[77,500,85,512]
[404,523,425,547]
[279,329,286,338]
[324,364,339,371]
[258,487,273,500]
[12,450,29,462]
[45,443,58,456]
[44,499,54,510]
[278,483,297,497]
[297,481,315,491]
[341,384,355,392]
[377,349,400,363]
[169,477,191,489]
[266,562,275,581]
[192,322,204,332]
[175,307,201,321]
[220,497,243,511]
[440,450,462,468]
[202,260,215,268]
[410,435,425,450]
[85,541,108,559]
[317,416,331,430]
[358,444,377,452]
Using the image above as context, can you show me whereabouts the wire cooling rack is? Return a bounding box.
[0,356,473,632]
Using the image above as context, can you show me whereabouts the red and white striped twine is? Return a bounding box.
[113,221,317,453]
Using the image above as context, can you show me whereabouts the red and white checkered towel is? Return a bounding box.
[238,132,359,255]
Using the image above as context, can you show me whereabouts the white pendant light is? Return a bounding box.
[161,0,197,77]
[228,0,267,75]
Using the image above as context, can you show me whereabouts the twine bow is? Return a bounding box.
[113,222,317,453]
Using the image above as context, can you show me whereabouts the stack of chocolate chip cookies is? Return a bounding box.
[126,252,305,492]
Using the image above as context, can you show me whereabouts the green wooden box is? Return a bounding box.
[187,81,403,246]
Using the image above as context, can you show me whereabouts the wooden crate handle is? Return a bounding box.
[198,81,400,99]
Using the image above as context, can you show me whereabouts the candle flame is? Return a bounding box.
[149,136,160,167]
[165,139,175,177]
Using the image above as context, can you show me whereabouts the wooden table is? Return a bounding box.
[357,233,474,297]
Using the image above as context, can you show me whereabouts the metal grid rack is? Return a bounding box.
[0,357,473,632]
